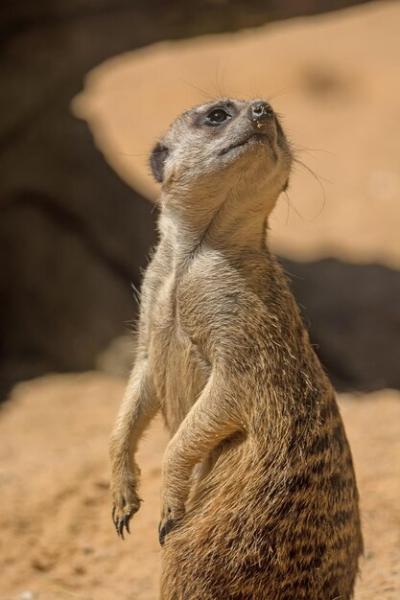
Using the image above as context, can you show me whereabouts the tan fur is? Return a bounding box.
[110,98,363,599]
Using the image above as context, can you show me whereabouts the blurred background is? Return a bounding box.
[0,1,399,599]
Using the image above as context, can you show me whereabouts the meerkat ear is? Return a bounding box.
[149,142,169,183]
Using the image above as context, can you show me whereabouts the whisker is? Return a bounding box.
[292,144,335,158]
[283,189,304,221]
[179,79,219,101]
[283,189,290,225]
[213,60,227,98]
[266,87,293,103]
[293,157,328,218]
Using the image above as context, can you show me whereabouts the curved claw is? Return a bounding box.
[159,518,176,546]
[118,516,126,539]
[112,506,121,533]
[112,506,119,529]
[112,500,142,540]
[111,497,142,539]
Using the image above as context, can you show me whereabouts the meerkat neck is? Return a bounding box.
[159,188,278,262]
[206,194,269,253]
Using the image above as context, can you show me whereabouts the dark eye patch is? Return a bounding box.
[205,108,231,126]
[192,102,237,128]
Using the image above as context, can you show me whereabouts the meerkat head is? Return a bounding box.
[150,98,292,214]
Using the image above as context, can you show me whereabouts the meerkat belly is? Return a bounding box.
[148,277,210,434]
[172,341,208,433]
[152,331,209,434]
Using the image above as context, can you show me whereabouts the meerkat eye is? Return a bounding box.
[205,108,231,126]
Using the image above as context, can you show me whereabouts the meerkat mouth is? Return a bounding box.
[218,132,268,156]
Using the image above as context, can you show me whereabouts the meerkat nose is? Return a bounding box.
[249,101,274,124]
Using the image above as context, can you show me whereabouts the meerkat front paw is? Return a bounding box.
[158,513,176,546]
[158,501,185,546]
[111,475,142,539]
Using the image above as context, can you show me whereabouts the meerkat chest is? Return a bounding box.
[148,271,209,434]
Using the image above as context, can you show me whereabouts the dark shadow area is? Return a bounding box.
[281,257,400,393]
[0,0,373,400]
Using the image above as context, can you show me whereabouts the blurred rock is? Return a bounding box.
[96,334,136,378]
[76,0,400,394]
[282,257,400,392]
[0,0,374,400]
[1,373,399,598]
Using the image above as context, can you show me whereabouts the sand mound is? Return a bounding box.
[0,373,399,599]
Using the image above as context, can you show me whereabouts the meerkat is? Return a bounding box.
[110,98,363,599]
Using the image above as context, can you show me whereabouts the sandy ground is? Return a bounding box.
[0,373,399,600]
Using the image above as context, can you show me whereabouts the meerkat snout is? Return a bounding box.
[248,100,274,124]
